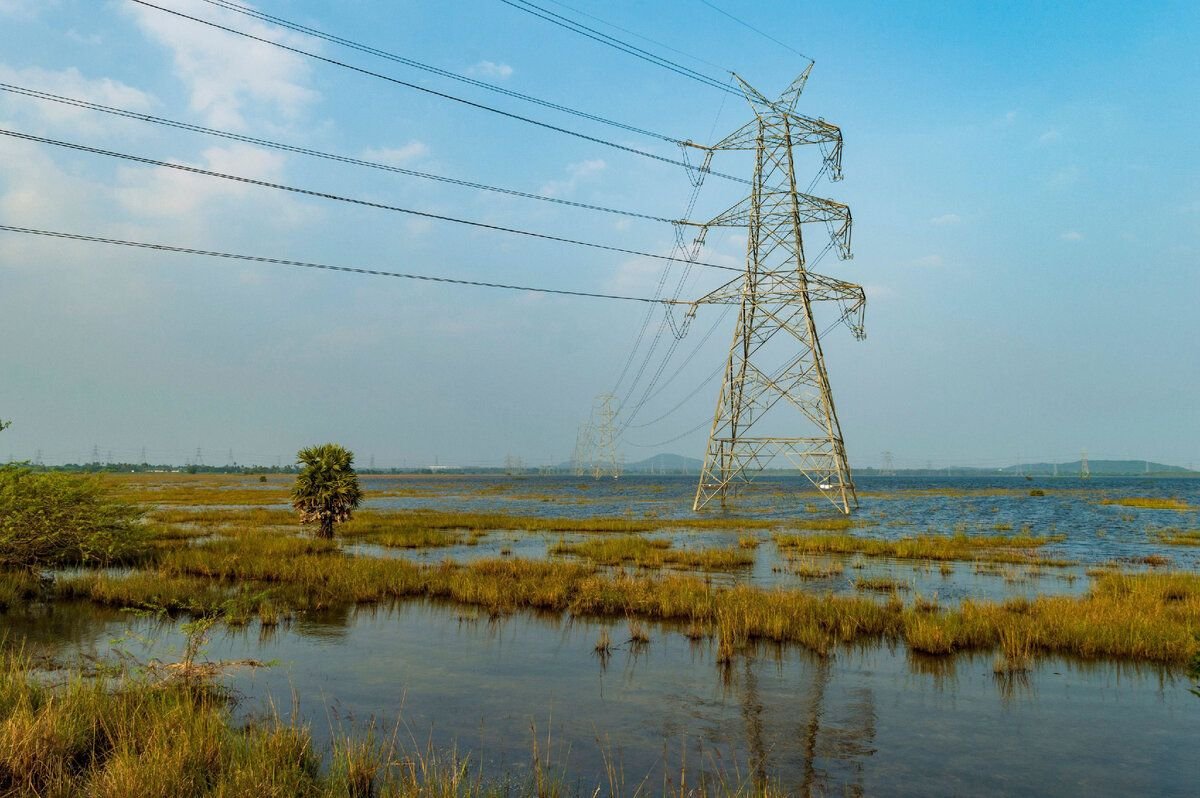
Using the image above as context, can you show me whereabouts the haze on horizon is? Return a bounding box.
[1,0,1197,471]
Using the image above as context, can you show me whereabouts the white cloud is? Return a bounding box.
[113,143,291,219]
[539,158,606,197]
[362,141,430,166]
[467,61,514,80]
[1060,230,1084,241]
[929,213,961,226]
[124,0,318,130]
[0,65,155,136]
[1038,128,1061,145]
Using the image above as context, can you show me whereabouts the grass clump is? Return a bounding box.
[853,576,909,593]
[550,536,754,571]
[786,558,844,579]
[1101,497,1192,511]
[773,530,1071,565]
[1153,528,1200,546]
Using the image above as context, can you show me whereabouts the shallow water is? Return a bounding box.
[7,597,1197,796]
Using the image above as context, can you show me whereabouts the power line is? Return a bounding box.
[695,0,814,62]
[128,0,750,186]
[499,0,738,96]
[0,128,742,273]
[542,0,730,73]
[0,82,676,224]
[0,224,686,304]
[197,0,681,144]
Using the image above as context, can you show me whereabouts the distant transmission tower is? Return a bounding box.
[881,451,895,477]
[571,423,594,477]
[1080,449,1090,479]
[685,67,866,513]
[590,394,621,479]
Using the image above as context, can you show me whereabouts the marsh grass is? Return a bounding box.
[1153,528,1200,546]
[853,576,909,593]
[549,536,754,571]
[773,530,1072,565]
[785,558,844,579]
[0,647,591,798]
[0,570,42,611]
[1101,497,1192,511]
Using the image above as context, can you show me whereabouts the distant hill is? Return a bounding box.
[624,453,704,474]
[857,459,1197,477]
[996,460,1194,477]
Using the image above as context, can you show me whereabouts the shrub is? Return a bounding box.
[0,466,145,571]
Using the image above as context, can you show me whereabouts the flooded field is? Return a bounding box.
[4,473,1199,795]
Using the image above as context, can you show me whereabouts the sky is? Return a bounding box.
[0,0,1197,470]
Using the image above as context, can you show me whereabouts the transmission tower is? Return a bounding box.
[590,394,622,479]
[571,423,594,477]
[881,451,895,477]
[1080,449,1090,479]
[682,67,866,513]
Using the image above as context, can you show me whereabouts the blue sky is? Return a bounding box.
[0,0,1197,469]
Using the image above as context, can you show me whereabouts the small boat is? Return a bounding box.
[818,483,833,490]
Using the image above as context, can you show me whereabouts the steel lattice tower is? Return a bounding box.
[683,68,866,513]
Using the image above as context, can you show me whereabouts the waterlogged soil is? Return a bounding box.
[10,475,1200,794]
[7,598,1197,797]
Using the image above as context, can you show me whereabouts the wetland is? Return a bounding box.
[2,471,1198,795]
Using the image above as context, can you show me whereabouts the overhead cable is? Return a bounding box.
[198,0,682,144]
[0,128,741,273]
[695,0,814,62]
[499,0,738,96]
[0,224,685,304]
[128,0,750,186]
[0,83,676,224]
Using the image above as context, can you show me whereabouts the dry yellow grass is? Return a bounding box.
[1101,497,1192,511]
[773,530,1072,565]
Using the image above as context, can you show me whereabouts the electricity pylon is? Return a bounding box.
[681,66,866,513]
[1080,449,1090,479]
[571,423,593,476]
[881,451,895,477]
[572,395,622,479]
[590,394,622,479]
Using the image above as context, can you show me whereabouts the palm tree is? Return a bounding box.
[291,443,362,539]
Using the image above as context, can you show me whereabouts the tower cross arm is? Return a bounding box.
[690,271,867,340]
[676,192,850,229]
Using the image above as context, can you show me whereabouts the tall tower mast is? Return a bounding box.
[682,67,865,513]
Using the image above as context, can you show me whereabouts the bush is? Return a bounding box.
[0,466,145,571]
